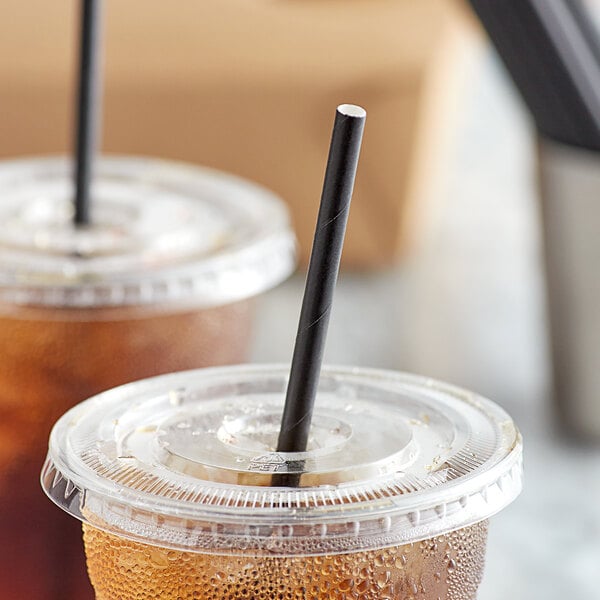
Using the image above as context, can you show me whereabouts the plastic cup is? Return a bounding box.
[0,157,296,599]
[42,364,522,600]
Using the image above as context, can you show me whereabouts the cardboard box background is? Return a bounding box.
[0,0,476,267]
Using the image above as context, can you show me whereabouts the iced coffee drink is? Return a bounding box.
[0,157,295,598]
[42,364,523,599]
[82,521,488,600]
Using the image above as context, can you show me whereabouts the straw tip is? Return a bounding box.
[337,104,366,119]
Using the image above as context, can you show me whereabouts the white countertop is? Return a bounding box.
[250,50,600,599]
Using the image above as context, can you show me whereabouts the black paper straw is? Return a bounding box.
[74,0,103,226]
[274,105,366,482]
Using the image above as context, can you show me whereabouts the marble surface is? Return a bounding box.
[250,51,600,599]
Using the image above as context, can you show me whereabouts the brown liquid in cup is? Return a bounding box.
[82,520,488,600]
[0,300,253,600]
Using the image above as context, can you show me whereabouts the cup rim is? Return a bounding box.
[0,155,297,309]
[42,364,523,554]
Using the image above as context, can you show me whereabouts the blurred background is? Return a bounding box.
[1,1,600,598]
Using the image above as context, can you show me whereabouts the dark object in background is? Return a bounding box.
[538,137,600,439]
[470,0,600,439]
[468,0,600,150]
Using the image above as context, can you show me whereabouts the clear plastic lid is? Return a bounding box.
[42,365,523,555]
[0,156,296,309]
